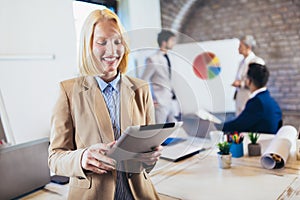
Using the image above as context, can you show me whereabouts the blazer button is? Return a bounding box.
[128,173,133,178]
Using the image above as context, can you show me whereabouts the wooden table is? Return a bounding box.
[20,134,300,200]
[149,134,300,200]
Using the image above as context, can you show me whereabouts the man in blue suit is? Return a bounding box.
[222,63,282,134]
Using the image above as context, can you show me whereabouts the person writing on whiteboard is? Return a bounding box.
[222,63,282,134]
[48,9,161,200]
[141,30,180,123]
[233,35,265,116]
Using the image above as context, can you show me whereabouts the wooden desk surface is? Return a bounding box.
[21,134,300,200]
[149,134,300,200]
[150,155,300,200]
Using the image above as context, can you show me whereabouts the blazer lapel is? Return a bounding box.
[82,76,114,144]
[120,75,135,133]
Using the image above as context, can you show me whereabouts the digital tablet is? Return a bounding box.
[107,121,183,161]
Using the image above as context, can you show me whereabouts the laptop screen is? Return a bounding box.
[0,137,51,199]
[0,117,6,144]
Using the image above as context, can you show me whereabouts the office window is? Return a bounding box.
[73,1,107,47]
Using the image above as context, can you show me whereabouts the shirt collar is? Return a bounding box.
[95,73,120,93]
[249,87,267,99]
[245,51,255,63]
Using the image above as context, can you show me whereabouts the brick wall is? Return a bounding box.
[160,0,300,126]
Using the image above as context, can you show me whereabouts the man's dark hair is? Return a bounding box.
[157,30,175,47]
[247,63,269,88]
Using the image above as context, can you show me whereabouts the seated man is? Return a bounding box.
[222,63,282,134]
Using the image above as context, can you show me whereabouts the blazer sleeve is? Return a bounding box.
[223,98,263,132]
[48,82,87,179]
[144,83,155,125]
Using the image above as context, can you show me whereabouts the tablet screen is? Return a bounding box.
[107,122,183,161]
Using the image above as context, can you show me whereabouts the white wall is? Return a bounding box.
[0,0,77,144]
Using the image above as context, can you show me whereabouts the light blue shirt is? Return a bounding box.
[95,74,134,200]
[95,74,121,136]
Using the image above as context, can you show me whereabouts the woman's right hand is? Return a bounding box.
[81,142,116,175]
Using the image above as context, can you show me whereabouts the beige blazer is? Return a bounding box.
[48,75,159,200]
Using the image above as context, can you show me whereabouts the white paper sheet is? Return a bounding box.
[260,126,298,169]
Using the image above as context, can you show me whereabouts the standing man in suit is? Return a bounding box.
[232,35,265,116]
[222,63,282,134]
[141,30,178,123]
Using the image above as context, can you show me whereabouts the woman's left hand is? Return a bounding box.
[135,146,163,166]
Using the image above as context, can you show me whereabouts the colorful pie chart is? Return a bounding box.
[193,52,221,80]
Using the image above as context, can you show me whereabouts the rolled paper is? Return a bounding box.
[261,125,297,169]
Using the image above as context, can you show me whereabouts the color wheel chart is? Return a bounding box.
[193,52,221,80]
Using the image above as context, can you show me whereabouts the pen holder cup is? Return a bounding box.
[230,142,244,158]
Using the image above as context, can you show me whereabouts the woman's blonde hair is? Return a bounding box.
[78,9,129,76]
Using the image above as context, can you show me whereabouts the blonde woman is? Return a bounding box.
[48,9,161,200]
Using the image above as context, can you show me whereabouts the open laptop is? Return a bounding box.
[160,133,211,162]
[0,137,51,199]
[0,117,6,144]
[160,113,219,162]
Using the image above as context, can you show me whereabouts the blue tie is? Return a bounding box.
[164,54,171,79]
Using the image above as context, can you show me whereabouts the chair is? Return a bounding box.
[277,119,283,132]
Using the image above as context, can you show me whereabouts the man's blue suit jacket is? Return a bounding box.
[223,90,282,134]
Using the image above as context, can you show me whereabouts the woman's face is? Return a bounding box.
[238,41,250,57]
[92,20,125,81]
